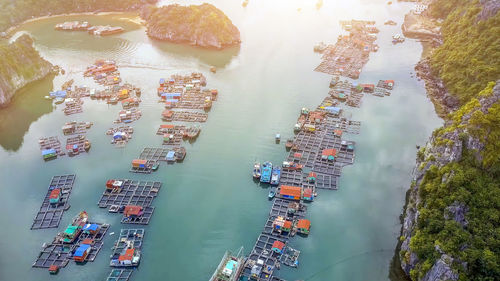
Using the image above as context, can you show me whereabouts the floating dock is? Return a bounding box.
[33,214,109,270]
[66,135,90,156]
[39,136,64,156]
[98,180,161,225]
[110,229,144,267]
[62,121,93,135]
[107,269,134,281]
[31,175,76,230]
[161,110,208,122]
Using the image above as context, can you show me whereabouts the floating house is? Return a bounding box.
[307,172,317,183]
[82,223,99,235]
[303,188,314,201]
[361,84,375,93]
[131,159,147,169]
[272,241,285,254]
[48,265,59,274]
[287,202,300,215]
[49,188,61,205]
[106,180,124,192]
[321,148,337,161]
[166,151,176,162]
[282,220,292,232]
[297,219,311,235]
[280,185,302,200]
[116,248,140,266]
[42,149,57,160]
[73,244,91,262]
[333,129,343,137]
[123,205,144,219]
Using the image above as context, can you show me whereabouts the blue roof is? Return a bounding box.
[74,244,91,257]
[159,78,165,84]
[325,106,341,114]
[42,149,56,155]
[83,223,99,232]
[49,90,67,98]
[166,151,175,157]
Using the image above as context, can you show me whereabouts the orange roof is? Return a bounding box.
[160,124,175,129]
[124,205,142,216]
[280,185,302,198]
[132,159,147,165]
[333,129,343,136]
[118,248,134,261]
[297,219,311,230]
[385,80,394,84]
[272,241,285,250]
[283,221,292,229]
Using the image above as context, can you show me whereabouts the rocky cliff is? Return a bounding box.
[141,3,241,49]
[399,81,500,280]
[0,35,54,107]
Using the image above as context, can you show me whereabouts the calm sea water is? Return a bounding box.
[0,1,442,280]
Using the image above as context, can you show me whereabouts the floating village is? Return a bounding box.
[31,18,396,281]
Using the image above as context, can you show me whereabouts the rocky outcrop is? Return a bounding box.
[141,3,241,49]
[0,35,54,107]
[478,0,500,20]
[402,12,441,41]
[415,58,460,116]
[399,81,500,280]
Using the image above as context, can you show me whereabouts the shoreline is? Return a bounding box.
[6,11,141,38]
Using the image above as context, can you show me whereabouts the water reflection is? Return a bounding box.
[0,74,55,151]
[150,39,240,68]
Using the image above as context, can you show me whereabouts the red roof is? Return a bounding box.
[49,188,61,198]
[385,80,394,84]
[303,188,313,197]
[293,153,302,158]
[308,172,317,178]
[162,110,174,118]
[118,248,134,261]
[322,148,337,157]
[82,238,94,245]
[280,185,302,198]
[297,219,311,230]
[333,129,343,136]
[124,205,142,216]
[160,124,175,129]
[272,240,285,250]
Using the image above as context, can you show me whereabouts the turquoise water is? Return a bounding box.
[0,1,442,280]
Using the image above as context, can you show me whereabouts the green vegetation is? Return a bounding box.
[0,34,53,106]
[407,81,500,280]
[428,0,500,105]
[141,3,240,48]
[0,0,156,32]
[403,2,499,279]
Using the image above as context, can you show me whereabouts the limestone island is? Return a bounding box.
[141,3,241,49]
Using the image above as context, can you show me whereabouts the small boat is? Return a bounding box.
[253,162,261,179]
[260,162,273,183]
[210,66,217,73]
[152,162,159,171]
[84,140,91,151]
[275,133,281,143]
[285,139,293,149]
[268,187,276,199]
[270,167,281,186]
[392,34,405,44]
[54,97,65,104]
